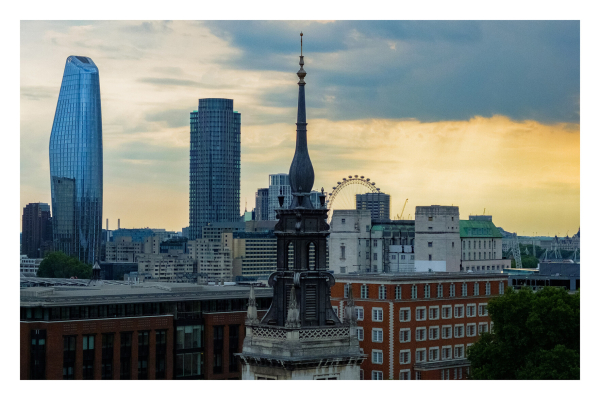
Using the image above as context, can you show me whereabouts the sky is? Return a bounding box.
[19,20,580,236]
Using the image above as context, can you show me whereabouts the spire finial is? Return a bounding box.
[300,32,303,56]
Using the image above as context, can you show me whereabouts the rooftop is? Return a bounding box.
[459,220,502,238]
[334,271,507,284]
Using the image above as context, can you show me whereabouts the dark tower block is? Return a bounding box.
[239,34,364,380]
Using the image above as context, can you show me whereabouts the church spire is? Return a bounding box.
[288,32,315,208]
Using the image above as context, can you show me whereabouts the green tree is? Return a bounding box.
[37,251,93,279]
[468,286,579,380]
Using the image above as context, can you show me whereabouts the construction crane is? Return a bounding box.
[399,199,408,219]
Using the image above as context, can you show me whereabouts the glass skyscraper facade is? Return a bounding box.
[189,99,241,240]
[49,56,103,264]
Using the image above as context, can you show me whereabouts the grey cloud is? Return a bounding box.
[145,108,191,128]
[21,86,57,101]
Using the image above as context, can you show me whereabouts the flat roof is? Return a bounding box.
[334,272,507,284]
[20,283,272,307]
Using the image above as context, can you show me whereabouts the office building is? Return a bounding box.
[356,192,391,221]
[188,232,233,283]
[232,231,277,280]
[21,282,272,380]
[137,251,197,282]
[460,219,510,272]
[189,99,241,240]
[254,188,269,221]
[331,272,508,379]
[414,206,461,272]
[22,203,53,259]
[49,56,103,264]
[267,173,292,220]
[20,255,43,275]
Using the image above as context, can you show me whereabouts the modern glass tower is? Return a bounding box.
[49,55,103,264]
[189,99,241,240]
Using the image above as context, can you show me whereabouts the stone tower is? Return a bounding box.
[239,34,364,380]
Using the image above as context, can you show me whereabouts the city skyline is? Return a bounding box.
[20,21,580,235]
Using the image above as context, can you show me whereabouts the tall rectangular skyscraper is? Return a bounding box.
[356,192,391,221]
[255,188,269,221]
[189,98,241,240]
[49,56,103,264]
[22,203,53,259]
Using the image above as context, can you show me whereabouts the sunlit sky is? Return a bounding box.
[20,20,580,236]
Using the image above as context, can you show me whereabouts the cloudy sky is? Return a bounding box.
[20,20,580,236]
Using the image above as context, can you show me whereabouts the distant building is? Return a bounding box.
[111,228,155,243]
[49,56,103,264]
[254,188,269,221]
[267,173,292,220]
[21,202,53,258]
[329,210,415,274]
[414,206,461,272]
[188,232,233,282]
[20,255,43,275]
[459,219,510,272]
[356,192,391,221]
[189,98,241,240]
[136,251,196,282]
[232,231,277,280]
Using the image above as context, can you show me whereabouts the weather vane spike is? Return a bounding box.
[300,32,303,56]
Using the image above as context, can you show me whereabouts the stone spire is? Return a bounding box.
[285,285,301,328]
[246,284,259,325]
[344,283,357,326]
[288,32,315,209]
[88,261,103,286]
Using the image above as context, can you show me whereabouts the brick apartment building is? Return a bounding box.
[330,272,508,380]
[21,282,271,380]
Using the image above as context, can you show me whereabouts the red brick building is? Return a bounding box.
[330,272,508,380]
[20,282,271,380]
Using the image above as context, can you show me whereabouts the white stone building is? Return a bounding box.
[414,205,461,272]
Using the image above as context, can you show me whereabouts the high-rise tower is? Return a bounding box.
[49,56,103,264]
[239,34,364,380]
[189,99,241,239]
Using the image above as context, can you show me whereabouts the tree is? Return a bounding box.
[37,251,93,279]
[468,286,579,380]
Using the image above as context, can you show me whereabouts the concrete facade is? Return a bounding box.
[356,192,391,221]
[459,218,510,272]
[137,251,196,281]
[188,233,233,282]
[414,206,461,273]
[232,231,277,280]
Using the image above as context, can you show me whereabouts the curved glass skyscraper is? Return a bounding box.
[49,56,103,264]
[189,99,241,239]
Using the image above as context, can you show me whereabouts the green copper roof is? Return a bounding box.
[459,220,502,238]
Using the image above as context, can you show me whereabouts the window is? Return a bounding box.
[466,304,476,317]
[449,283,455,297]
[399,350,411,364]
[462,282,468,297]
[360,369,364,380]
[213,326,224,374]
[437,284,443,298]
[340,267,346,274]
[344,284,350,298]
[442,346,452,360]
[499,281,504,294]
[63,335,76,380]
[411,285,418,299]
[415,371,422,380]
[416,348,426,362]
[485,282,491,295]
[473,282,480,296]
[82,334,95,380]
[229,325,240,373]
[490,322,494,333]
[372,350,383,364]
[467,323,476,337]
[372,328,383,343]
[120,332,132,380]
[399,328,411,343]
[428,216,433,221]
[176,325,203,350]
[137,331,149,380]
[372,371,383,380]
[478,323,488,335]
[428,242,433,247]
[373,240,377,247]
[416,307,426,321]
[454,345,464,359]
[454,305,464,318]
[399,308,410,322]
[356,307,364,321]
[378,286,387,300]
[395,285,402,300]
[424,284,430,298]
[341,218,346,224]
[372,308,383,322]
[429,254,432,261]
[429,326,439,340]
[416,327,426,341]
[454,324,464,338]
[478,303,488,316]
[429,306,439,320]
[361,285,369,299]
[442,305,452,319]
[357,327,364,341]
[442,325,452,339]
[101,333,114,380]
[441,369,450,380]
[340,245,345,260]
[429,347,439,361]
[399,370,410,380]
[155,330,167,380]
